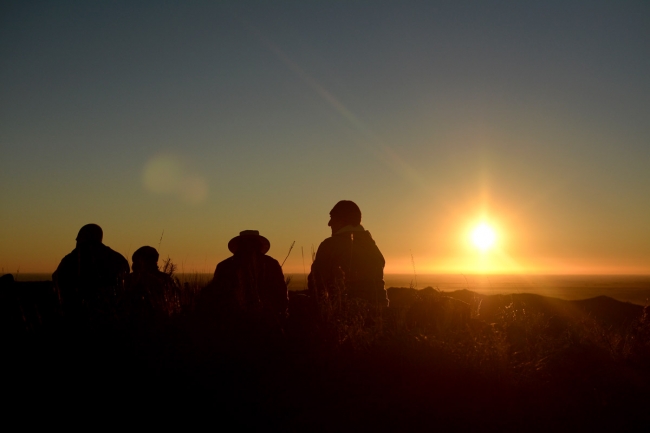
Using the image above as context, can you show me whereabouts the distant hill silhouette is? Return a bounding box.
[386,287,644,330]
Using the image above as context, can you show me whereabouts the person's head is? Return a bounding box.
[132,246,159,273]
[76,224,103,245]
[228,230,271,255]
[328,200,362,234]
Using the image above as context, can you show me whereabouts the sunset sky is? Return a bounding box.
[1,1,649,275]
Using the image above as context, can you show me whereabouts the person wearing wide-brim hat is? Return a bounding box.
[201,230,287,318]
[227,230,271,255]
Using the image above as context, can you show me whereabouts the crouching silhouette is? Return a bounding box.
[124,246,181,319]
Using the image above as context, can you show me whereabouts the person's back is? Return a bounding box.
[309,201,387,306]
[53,224,129,314]
[124,246,180,318]
[201,230,288,319]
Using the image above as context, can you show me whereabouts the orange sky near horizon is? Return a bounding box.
[3,192,648,276]
[1,2,649,276]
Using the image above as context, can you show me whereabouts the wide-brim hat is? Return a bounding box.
[228,230,270,254]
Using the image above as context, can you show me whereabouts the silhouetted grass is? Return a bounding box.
[3,270,650,429]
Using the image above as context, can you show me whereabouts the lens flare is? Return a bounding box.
[143,153,208,204]
[472,223,496,251]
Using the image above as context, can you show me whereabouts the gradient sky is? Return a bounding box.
[1,0,649,274]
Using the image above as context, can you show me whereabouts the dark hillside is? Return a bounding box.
[387,286,644,329]
[2,276,650,429]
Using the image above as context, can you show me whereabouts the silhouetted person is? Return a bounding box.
[125,246,180,318]
[308,200,387,306]
[200,230,288,320]
[53,224,129,315]
[0,274,25,335]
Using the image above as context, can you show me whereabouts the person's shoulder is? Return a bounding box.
[53,249,74,280]
[57,248,79,266]
[261,254,282,267]
[102,244,127,259]
[155,270,177,284]
[216,256,236,268]
[357,230,377,243]
[101,245,129,269]
[314,235,347,258]
[318,235,341,249]
[61,248,78,260]
[330,232,356,246]
[214,256,236,275]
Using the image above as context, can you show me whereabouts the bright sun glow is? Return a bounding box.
[471,223,496,251]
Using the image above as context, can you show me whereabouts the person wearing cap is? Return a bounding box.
[308,200,387,306]
[124,246,180,318]
[53,224,129,314]
[201,230,288,319]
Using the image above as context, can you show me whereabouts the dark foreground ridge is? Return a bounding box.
[3,275,650,430]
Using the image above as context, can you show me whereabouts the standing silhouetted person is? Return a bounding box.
[53,224,129,315]
[125,246,180,318]
[308,200,387,306]
[200,230,288,319]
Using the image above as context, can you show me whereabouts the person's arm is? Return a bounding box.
[53,252,78,311]
[268,259,288,316]
[196,262,222,313]
[308,239,332,298]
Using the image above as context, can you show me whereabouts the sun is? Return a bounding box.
[471,223,496,251]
